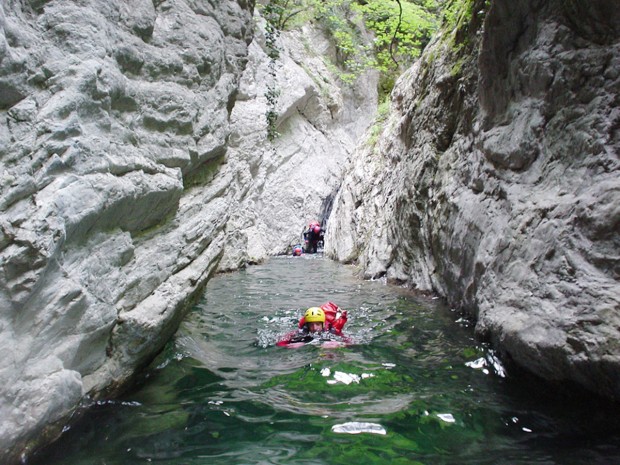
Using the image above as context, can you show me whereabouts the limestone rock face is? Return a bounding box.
[0,1,376,462]
[0,1,252,461]
[219,17,378,269]
[326,0,620,399]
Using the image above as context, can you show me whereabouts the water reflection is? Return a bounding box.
[32,256,620,465]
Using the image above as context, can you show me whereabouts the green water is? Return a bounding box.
[33,256,620,464]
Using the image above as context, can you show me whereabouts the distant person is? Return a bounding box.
[303,221,324,253]
[292,244,303,256]
[276,302,350,348]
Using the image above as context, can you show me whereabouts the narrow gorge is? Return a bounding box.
[0,0,618,463]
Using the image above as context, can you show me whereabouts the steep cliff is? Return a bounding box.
[220,15,378,269]
[0,0,377,462]
[326,0,620,399]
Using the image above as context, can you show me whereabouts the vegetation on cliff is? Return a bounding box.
[259,0,452,90]
[258,0,484,138]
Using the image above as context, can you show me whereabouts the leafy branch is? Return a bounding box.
[261,1,287,141]
[389,0,403,66]
[263,0,307,30]
[258,1,463,101]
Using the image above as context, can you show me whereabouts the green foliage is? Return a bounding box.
[260,1,286,141]
[310,0,443,91]
[450,55,465,77]
[257,0,480,136]
[353,0,438,71]
[367,96,391,147]
[265,78,281,141]
[260,0,444,94]
[439,0,489,51]
[310,0,375,79]
[259,0,313,30]
[440,0,475,32]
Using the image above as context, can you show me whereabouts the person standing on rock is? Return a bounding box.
[303,221,324,253]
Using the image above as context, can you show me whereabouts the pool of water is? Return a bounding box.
[33,256,620,464]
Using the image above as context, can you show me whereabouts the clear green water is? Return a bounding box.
[34,256,620,465]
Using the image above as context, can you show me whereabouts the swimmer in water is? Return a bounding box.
[276,303,350,348]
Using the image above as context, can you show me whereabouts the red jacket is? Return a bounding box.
[297,302,347,336]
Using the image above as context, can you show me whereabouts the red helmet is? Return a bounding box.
[313,225,321,233]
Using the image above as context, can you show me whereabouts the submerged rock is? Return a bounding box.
[332,422,387,435]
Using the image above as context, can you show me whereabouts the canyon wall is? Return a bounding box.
[326,0,620,399]
[0,1,376,462]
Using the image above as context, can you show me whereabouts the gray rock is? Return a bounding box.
[326,0,620,399]
[0,0,252,461]
[0,1,376,462]
[218,14,378,267]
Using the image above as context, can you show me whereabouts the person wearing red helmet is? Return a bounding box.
[303,221,325,253]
